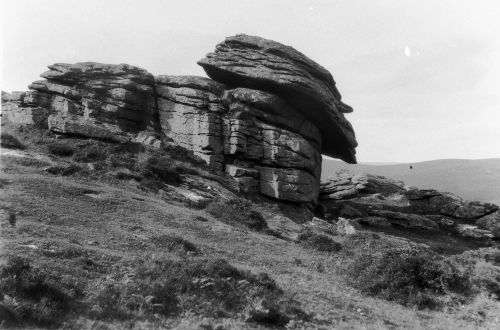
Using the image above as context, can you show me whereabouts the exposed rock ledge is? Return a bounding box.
[318,172,500,239]
[1,34,357,203]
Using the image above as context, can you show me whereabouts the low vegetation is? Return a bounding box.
[73,144,108,163]
[47,141,76,157]
[0,257,77,327]
[206,198,268,231]
[88,256,302,324]
[45,163,82,176]
[139,154,183,186]
[346,246,473,309]
[456,248,500,299]
[4,128,210,191]
[0,254,305,327]
[1,132,26,150]
[298,228,342,252]
[150,234,198,253]
[341,234,500,311]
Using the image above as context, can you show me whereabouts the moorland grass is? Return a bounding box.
[47,141,76,156]
[1,132,26,150]
[346,244,474,309]
[88,256,304,325]
[151,234,199,253]
[0,257,76,327]
[298,228,342,252]
[206,198,268,231]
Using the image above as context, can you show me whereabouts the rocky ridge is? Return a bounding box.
[2,34,357,203]
[318,172,500,239]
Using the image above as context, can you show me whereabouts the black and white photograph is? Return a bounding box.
[1,1,499,329]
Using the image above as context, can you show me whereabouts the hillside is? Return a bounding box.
[1,128,500,329]
[322,158,500,205]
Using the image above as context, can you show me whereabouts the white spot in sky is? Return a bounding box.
[404,46,411,57]
[309,6,315,11]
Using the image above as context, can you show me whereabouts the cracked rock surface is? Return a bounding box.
[2,35,358,203]
[198,34,357,163]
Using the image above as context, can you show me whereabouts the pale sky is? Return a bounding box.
[1,0,499,162]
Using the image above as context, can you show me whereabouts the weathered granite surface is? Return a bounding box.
[24,62,161,145]
[198,34,357,163]
[319,172,500,239]
[2,35,358,203]
[155,75,226,169]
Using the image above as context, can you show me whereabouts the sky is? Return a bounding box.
[1,0,499,163]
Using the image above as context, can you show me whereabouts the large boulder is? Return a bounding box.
[320,173,405,200]
[198,34,357,163]
[28,62,160,144]
[266,215,302,241]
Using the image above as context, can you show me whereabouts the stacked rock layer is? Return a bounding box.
[319,173,500,238]
[1,34,357,203]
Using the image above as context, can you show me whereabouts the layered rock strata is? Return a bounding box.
[319,173,500,238]
[1,35,357,203]
[155,75,226,169]
[198,34,357,163]
[221,88,322,201]
[30,63,160,145]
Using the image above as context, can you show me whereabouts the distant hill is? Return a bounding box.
[322,158,500,205]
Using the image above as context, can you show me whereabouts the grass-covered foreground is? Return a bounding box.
[1,127,499,329]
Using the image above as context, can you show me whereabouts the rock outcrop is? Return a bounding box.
[198,34,357,163]
[320,173,405,200]
[2,35,357,203]
[319,172,500,239]
[30,62,160,145]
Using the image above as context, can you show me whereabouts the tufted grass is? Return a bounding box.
[346,246,474,309]
[206,198,268,231]
[0,257,77,327]
[298,228,342,252]
[1,132,26,150]
[47,141,76,156]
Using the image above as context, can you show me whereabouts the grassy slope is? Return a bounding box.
[1,133,500,329]
[322,158,500,205]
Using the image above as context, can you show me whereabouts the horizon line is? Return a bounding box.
[322,157,500,164]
